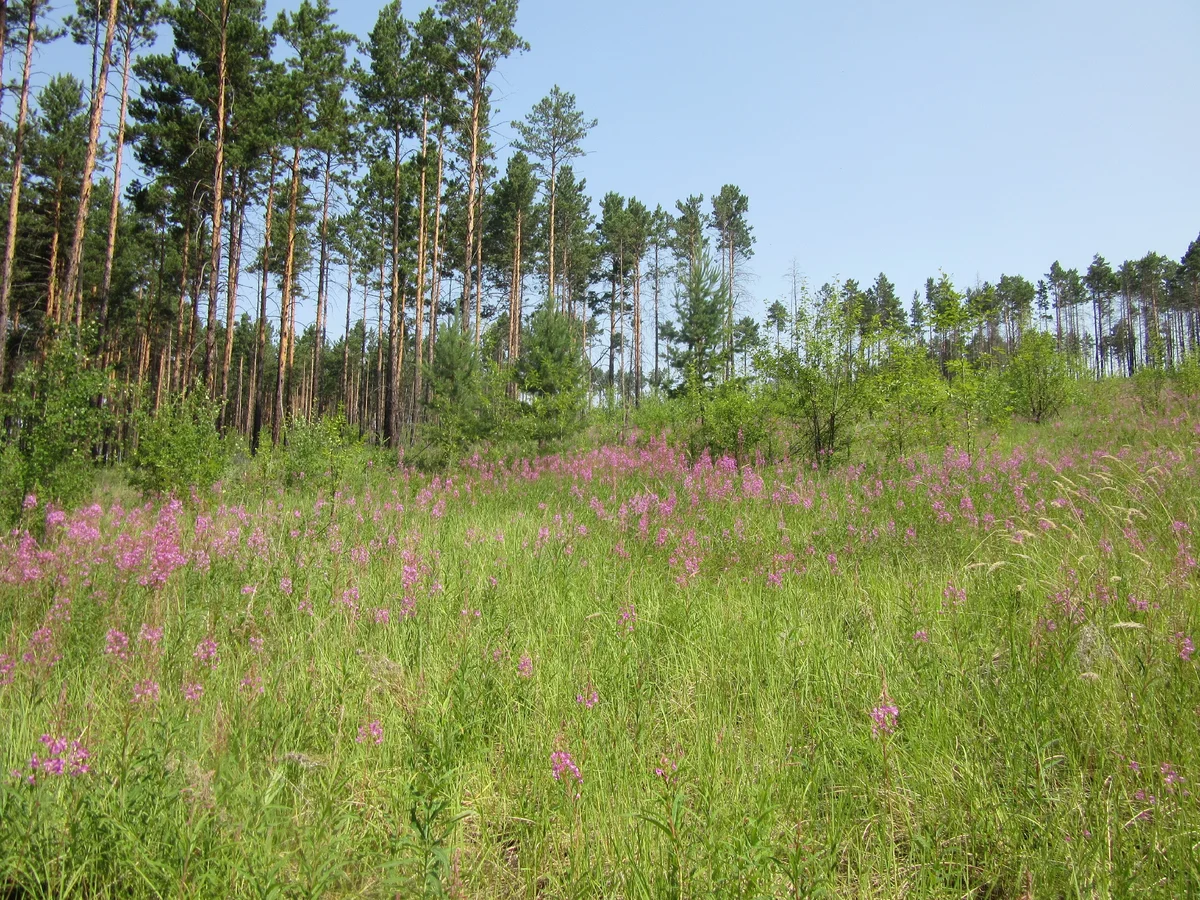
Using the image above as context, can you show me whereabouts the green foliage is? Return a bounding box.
[874,339,947,459]
[1171,351,1200,403]
[1005,330,1071,423]
[691,379,770,462]
[280,415,367,488]
[130,392,228,496]
[517,302,587,443]
[421,318,488,459]
[762,281,866,466]
[0,340,112,520]
[662,248,726,388]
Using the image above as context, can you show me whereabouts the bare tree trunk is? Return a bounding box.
[387,128,402,445]
[474,174,484,347]
[633,255,641,408]
[547,159,557,310]
[508,210,522,363]
[0,1,38,382]
[411,106,430,433]
[428,136,445,373]
[62,0,120,310]
[375,258,385,443]
[220,174,245,424]
[313,150,334,417]
[98,24,134,348]
[341,252,352,412]
[203,0,229,393]
[172,215,192,391]
[250,156,277,451]
[652,241,660,391]
[462,47,482,339]
[272,142,303,445]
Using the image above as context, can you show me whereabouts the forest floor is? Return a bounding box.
[1,394,1198,898]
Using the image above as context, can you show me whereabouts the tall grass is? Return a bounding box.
[1,395,1197,897]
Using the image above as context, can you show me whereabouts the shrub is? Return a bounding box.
[1004,331,1071,423]
[0,340,113,520]
[130,391,228,496]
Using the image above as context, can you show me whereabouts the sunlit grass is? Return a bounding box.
[1,399,1198,897]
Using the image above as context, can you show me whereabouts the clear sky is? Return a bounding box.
[31,0,1200,324]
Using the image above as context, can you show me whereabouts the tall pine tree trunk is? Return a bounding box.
[0,1,37,382]
[98,25,134,347]
[341,251,352,412]
[412,107,430,427]
[633,256,641,408]
[462,48,482,339]
[387,128,402,446]
[220,176,246,424]
[250,157,278,452]
[313,150,334,417]
[272,142,303,444]
[203,0,229,393]
[428,134,445,372]
[172,214,192,391]
[62,0,119,312]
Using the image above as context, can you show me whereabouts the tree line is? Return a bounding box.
[0,0,1197,466]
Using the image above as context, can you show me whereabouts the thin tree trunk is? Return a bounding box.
[428,134,444,372]
[203,0,229,392]
[387,128,402,445]
[341,251,352,413]
[462,46,482,338]
[220,174,245,424]
[634,255,641,408]
[375,257,385,443]
[172,214,192,391]
[412,105,430,431]
[250,156,278,452]
[473,174,484,347]
[97,25,134,348]
[62,0,120,310]
[0,1,37,382]
[547,159,557,310]
[313,150,334,417]
[272,142,303,444]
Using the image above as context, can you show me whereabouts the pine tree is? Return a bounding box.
[512,85,595,311]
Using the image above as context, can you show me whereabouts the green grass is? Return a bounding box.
[1,398,1198,897]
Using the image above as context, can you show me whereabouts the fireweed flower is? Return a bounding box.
[131,680,160,704]
[913,630,930,643]
[576,688,599,709]
[104,629,130,661]
[22,493,37,510]
[240,672,264,696]
[182,681,204,703]
[279,577,294,595]
[870,692,899,740]
[27,734,90,779]
[193,637,219,669]
[1176,633,1195,662]
[550,750,582,796]
[374,608,390,625]
[138,624,163,650]
[357,720,384,745]
[618,603,637,634]
[517,654,533,678]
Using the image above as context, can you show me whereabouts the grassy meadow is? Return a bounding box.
[1,389,1198,898]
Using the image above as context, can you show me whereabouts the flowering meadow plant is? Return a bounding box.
[0,403,1197,895]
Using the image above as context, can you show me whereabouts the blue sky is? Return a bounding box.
[29,0,1200,325]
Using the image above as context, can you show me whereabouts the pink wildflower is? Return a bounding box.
[357,720,384,745]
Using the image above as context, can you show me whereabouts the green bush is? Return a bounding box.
[0,340,113,520]
[1004,330,1071,423]
[130,391,228,496]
